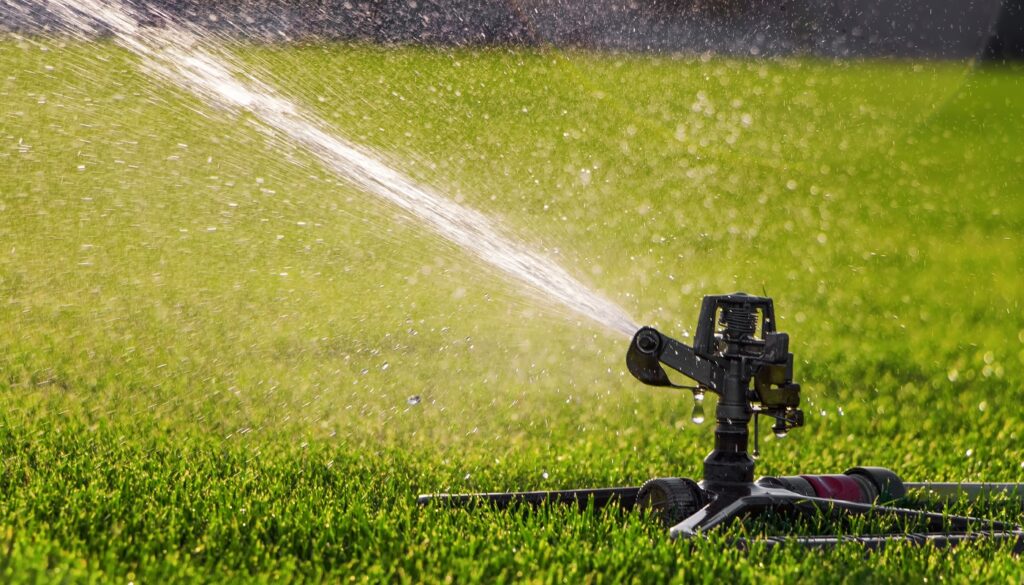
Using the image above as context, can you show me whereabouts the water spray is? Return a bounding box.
[420,293,1024,550]
[39,0,638,339]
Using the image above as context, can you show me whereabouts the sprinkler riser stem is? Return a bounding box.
[704,362,755,486]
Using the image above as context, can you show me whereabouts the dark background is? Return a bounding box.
[3,0,1023,59]
[985,0,1024,59]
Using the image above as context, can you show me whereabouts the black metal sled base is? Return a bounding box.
[417,472,1024,552]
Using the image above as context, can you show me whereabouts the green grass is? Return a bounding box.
[1,37,1023,582]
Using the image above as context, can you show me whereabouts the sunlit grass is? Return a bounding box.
[0,38,1022,582]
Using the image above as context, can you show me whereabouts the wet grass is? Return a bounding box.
[1,38,1023,582]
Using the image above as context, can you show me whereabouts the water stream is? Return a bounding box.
[36,0,640,338]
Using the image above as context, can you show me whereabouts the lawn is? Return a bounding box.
[1,37,1023,582]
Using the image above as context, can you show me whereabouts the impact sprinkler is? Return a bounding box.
[418,293,1024,550]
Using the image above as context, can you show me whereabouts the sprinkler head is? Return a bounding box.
[626,293,804,462]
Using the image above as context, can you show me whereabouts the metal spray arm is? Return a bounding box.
[626,327,722,392]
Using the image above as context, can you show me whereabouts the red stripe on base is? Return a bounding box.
[800,474,868,503]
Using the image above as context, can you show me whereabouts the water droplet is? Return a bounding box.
[692,395,708,424]
[542,471,549,480]
[965,449,973,458]
[407,395,421,406]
